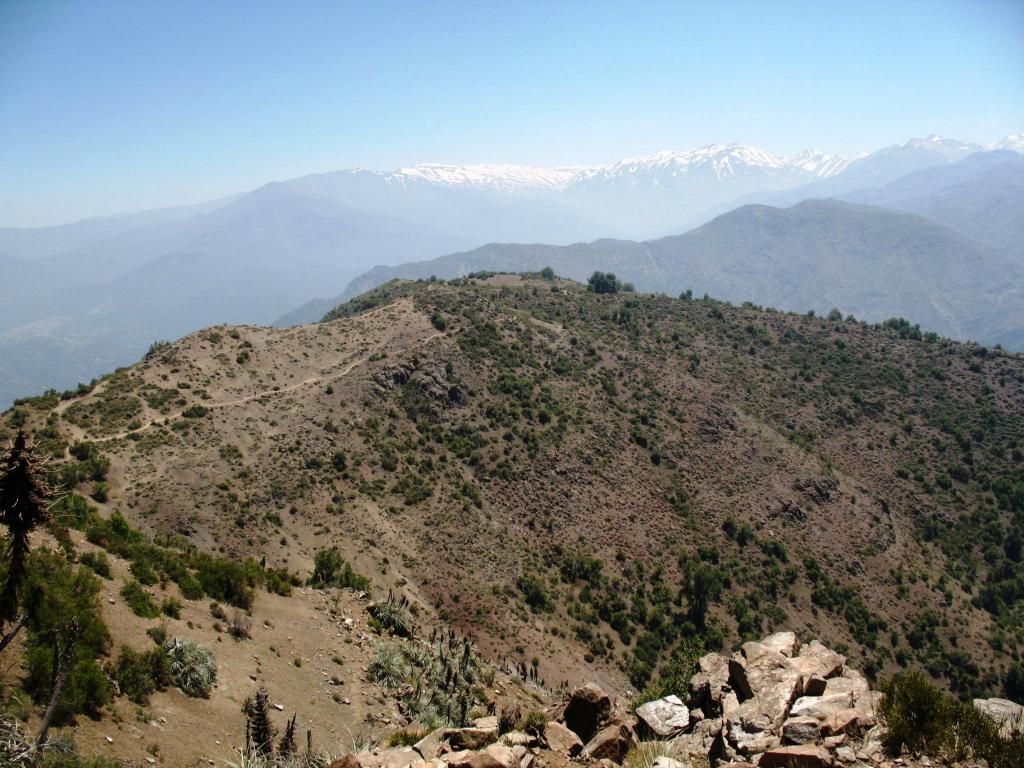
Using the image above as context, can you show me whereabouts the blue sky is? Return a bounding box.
[1,0,1022,227]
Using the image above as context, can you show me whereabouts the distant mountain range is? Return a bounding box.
[304,198,1024,349]
[0,132,1021,406]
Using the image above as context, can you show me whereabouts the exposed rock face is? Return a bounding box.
[636,695,690,737]
[782,716,821,745]
[365,632,1019,768]
[760,744,834,768]
[689,652,733,715]
[789,642,846,688]
[562,683,611,742]
[582,722,635,763]
[541,721,582,756]
[973,697,1024,736]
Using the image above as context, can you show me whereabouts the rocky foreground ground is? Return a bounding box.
[341,632,1023,768]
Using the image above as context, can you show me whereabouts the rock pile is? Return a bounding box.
[335,631,1016,768]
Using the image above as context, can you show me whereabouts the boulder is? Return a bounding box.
[480,745,517,768]
[789,695,854,722]
[973,698,1024,736]
[414,728,448,760]
[822,671,868,698]
[781,716,820,745]
[729,650,801,715]
[636,695,691,738]
[689,653,732,715]
[758,744,834,768]
[726,696,784,755]
[761,632,799,658]
[473,716,499,731]
[330,757,362,768]
[802,676,827,697]
[563,683,611,742]
[790,643,845,689]
[447,727,498,751]
[445,750,513,768]
[497,732,532,748]
[542,721,583,756]
[668,717,724,762]
[583,722,635,763]
[820,709,867,737]
[357,747,420,768]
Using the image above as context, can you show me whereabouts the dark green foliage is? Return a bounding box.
[120,580,159,618]
[1004,663,1024,701]
[516,573,552,613]
[309,547,370,590]
[0,430,54,624]
[111,645,170,704]
[635,635,705,706]
[587,272,622,295]
[21,548,112,723]
[880,670,1024,768]
[78,550,111,579]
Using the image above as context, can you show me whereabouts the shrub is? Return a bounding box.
[111,645,169,704]
[369,594,411,637]
[160,597,182,619]
[880,670,1024,768]
[78,551,111,579]
[587,271,621,295]
[121,580,159,618]
[309,547,370,590]
[228,610,252,641]
[20,549,113,724]
[516,573,552,613]
[164,637,217,698]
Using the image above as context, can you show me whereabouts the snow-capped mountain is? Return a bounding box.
[368,143,853,194]
[571,144,851,189]
[388,163,580,192]
[996,132,1024,153]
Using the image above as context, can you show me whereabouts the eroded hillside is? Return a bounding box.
[5,275,1023,701]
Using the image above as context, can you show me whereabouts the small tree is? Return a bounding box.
[587,271,621,295]
[0,431,54,628]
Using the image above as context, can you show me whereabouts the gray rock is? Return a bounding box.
[636,695,691,738]
[782,716,821,745]
[973,697,1024,736]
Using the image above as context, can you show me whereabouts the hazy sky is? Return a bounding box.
[1,0,1022,227]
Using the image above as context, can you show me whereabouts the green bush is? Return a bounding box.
[881,670,1024,768]
[120,580,159,618]
[20,549,112,723]
[160,597,182,618]
[78,551,111,579]
[111,645,169,704]
[309,547,370,590]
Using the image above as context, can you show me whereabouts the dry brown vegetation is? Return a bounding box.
[5,274,1023,718]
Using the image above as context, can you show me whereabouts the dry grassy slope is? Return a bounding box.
[6,275,1024,700]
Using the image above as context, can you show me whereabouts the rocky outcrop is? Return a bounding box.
[355,634,1020,768]
[973,697,1024,737]
[562,682,611,742]
[636,695,690,737]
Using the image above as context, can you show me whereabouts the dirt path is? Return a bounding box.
[74,330,444,444]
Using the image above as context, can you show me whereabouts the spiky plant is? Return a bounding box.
[0,431,53,627]
[165,637,217,697]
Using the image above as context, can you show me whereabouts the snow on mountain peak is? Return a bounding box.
[995,132,1024,153]
[392,163,580,191]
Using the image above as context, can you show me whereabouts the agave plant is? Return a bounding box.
[165,637,217,697]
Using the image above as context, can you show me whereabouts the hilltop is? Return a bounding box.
[4,275,1024,713]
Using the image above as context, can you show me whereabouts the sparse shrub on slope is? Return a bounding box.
[881,669,1024,768]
